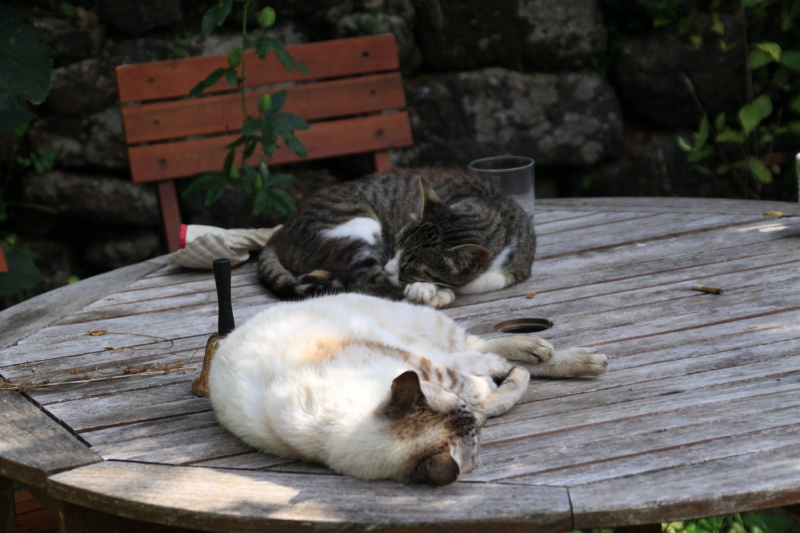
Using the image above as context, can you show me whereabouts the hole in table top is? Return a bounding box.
[493,318,553,334]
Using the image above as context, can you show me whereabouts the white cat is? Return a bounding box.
[209,293,608,485]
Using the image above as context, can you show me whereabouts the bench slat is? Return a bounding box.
[122,72,406,144]
[116,35,400,103]
[128,112,413,183]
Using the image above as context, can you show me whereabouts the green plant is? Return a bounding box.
[0,5,54,298]
[677,0,800,198]
[182,1,310,216]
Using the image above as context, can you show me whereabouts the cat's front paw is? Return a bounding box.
[404,283,454,309]
[486,335,554,363]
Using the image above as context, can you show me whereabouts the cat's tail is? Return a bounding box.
[257,244,344,300]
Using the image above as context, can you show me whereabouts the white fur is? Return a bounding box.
[384,249,402,286]
[209,294,607,483]
[456,245,514,295]
[321,217,381,245]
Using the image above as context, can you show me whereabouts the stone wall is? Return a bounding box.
[3,0,797,308]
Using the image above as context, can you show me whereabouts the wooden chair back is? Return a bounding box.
[0,246,7,274]
[116,35,413,252]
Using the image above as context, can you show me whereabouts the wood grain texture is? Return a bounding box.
[373,150,392,172]
[0,247,7,275]
[0,256,168,350]
[116,35,400,103]
[128,112,413,183]
[537,197,798,214]
[47,461,572,532]
[122,73,406,144]
[0,392,100,489]
[157,182,181,253]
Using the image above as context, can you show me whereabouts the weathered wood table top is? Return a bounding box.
[2,197,800,533]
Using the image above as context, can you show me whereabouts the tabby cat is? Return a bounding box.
[258,168,535,308]
[209,293,608,485]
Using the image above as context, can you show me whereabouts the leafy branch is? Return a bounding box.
[184,1,310,216]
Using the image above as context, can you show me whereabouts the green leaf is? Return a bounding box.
[225,136,247,150]
[780,50,800,71]
[755,42,782,62]
[253,187,272,214]
[716,130,746,143]
[0,242,44,298]
[771,164,781,174]
[269,188,296,215]
[269,90,288,114]
[204,179,227,206]
[282,132,308,158]
[60,2,77,16]
[789,120,800,133]
[717,164,730,175]
[223,149,235,176]
[0,108,35,134]
[266,173,296,187]
[261,122,277,157]
[790,94,800,115]
[241,117,263,136]
[689,34,703,45]
[714,113,726,132]
[749,157,773,183]
[710,13,724,35]
[242,139,256,159]
[201,0,233,37]
[279,112,310,130]
[749,49,773,69]
[0,5,53,110]
[272,41,294,72]
[653,17,671,27]
[739,96,772,136]
[255,36,274,59]
[687,150,703,163]
[676,136,693,152]
[692,165,711,175]
[292,58,310,75]
[182,172,225,195]
[229,164,240,179]
[224,68,238,87]
[189,67,226,97]
[744,0,769,6]
[694,114,709,148]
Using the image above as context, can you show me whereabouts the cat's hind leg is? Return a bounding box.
[520,347,608,377]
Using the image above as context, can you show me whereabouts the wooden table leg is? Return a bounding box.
[0,476,16,533]
[58,503,119,533]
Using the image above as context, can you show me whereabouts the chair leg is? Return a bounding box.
[0,245,8,274]
[372,150,392,172]
[157,181,182,253]
[0,476,16,533]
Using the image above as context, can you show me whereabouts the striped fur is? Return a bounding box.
[258,168,535,303]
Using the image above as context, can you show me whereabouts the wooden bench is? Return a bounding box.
[0,246,7,274]
[115,34,413,252]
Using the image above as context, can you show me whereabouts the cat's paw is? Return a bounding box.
[549,347,608,376]
[487,335,554,363]
[404,283,454,308]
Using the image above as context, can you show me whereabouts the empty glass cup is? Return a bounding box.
[468,156,535,220]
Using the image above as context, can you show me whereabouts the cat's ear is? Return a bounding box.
[387,371,427,416]
[418,177,448,218]
[448,244,491,271]
[410,450,460,486]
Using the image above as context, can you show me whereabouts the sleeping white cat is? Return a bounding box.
[209,293,608,485]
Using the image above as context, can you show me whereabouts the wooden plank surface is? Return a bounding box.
[0,392,100,489]
[123,73,406,144]
[0,256,167,350]
[538,197,799,214]
[128,112,413,183]
[48,461,572,532]
[2,198,800,531]
[116,35,400,103]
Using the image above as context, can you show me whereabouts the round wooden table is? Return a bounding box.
[2,198,799,533]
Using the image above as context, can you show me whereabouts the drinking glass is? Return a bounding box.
[468,156,535,220]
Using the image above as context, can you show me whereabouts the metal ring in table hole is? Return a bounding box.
[493,318,553,334]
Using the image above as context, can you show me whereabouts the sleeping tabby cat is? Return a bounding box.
[258,168,534,308]
[209,293,608,485]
